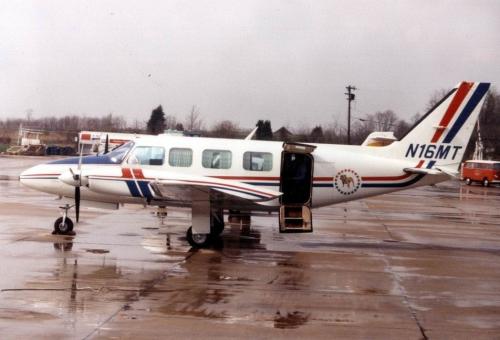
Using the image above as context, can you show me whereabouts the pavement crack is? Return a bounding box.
[267,274,279,284]
[378,248,429,340]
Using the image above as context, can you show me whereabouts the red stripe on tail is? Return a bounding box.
[431,82,473,143]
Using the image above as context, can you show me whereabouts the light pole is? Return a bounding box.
[345,85,356,145]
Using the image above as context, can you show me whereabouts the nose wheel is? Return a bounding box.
[53,204,76,235]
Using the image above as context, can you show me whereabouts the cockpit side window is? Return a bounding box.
[107,141,134,164]
[127,146,165,166]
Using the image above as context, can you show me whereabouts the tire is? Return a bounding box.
[465,178,472,186]
[483,178,489,187]
[53,217,74,235]
[186,226,211,248]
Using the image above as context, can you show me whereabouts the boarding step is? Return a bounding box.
[279,205,313,233]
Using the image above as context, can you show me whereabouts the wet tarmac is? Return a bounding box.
[1,157,500,339]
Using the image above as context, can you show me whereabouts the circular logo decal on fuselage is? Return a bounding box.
[334,169,361,195]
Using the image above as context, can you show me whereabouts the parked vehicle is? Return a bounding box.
[461,160,500,186]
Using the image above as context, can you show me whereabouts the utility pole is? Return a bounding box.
[345,85,356,145]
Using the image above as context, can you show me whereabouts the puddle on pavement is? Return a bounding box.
[274,310,310,329]
[84,248,110,254]
[0,308,57,321]
[118,233,141,237]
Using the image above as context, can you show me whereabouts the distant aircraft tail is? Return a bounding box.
[386,82,490,172]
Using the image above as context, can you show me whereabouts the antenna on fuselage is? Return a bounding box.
[244,127,258,140]
[104,134,109,154]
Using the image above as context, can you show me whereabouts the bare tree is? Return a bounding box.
[185,105,203,131]
[165,115,178,130]
[210,120,240,139]
[394,120,411,139]
[425,88,450,111]
[323,122,344,144]
[373,110,398,131]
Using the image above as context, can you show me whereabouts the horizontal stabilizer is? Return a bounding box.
[404,166,459,178]
[404,167,443,175]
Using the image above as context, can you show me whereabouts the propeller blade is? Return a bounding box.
[75,186,80,222]
[77,142,83,174]
[104,134,109,154]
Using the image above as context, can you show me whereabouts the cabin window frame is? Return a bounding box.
[168,148,193,167]
[243,151,273,171]
[202,149,232,169]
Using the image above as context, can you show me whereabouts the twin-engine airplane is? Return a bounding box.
[20,82,490,247]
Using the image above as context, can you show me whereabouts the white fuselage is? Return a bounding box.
[20,135,448,210]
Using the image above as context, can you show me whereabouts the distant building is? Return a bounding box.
[78,129,201,155]
[273,127,293,141]
[78,131,146,154]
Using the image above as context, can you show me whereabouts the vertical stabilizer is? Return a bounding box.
[387,82,490,171]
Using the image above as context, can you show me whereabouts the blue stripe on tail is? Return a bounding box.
[442,83,490,143]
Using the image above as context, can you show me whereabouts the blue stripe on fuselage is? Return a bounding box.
[126,180,142,197]
[137,181,153,198]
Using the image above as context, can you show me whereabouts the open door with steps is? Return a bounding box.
[279,142,315,233]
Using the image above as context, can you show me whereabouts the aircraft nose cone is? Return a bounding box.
[19,165,39,189]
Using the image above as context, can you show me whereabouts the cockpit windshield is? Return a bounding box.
[107,141,134,164]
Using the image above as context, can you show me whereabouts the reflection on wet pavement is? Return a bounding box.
[1,156,500,338]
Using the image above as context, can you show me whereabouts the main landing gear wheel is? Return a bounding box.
[53,217,74,235]
[186,226,212,248]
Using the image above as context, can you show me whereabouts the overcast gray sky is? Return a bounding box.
[1,0,499,129]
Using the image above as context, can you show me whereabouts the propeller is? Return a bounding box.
[66,146,83,222]
[58,146,88,223]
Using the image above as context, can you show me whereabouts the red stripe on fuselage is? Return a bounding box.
[122,168,133,178]
[362,160,424,181]
[213,176,333,182]
[213,176,279,181]
[431,82,473,143]
[132,168,145,179]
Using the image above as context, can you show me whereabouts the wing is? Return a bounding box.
[150,173,282,203]
[86,167,282,206]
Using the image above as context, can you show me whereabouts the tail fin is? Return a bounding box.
[387,82,490,171]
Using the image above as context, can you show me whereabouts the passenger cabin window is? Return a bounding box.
[128,146,165,166]
[243,152,273,171]
[202,149,232,169]
[169,148,193,167]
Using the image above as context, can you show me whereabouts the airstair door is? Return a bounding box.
[279,143,316,233]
